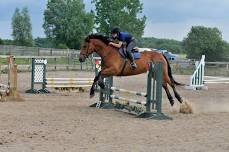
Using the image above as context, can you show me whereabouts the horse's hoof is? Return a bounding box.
[90,90,95,98]
[90,93,95,98]
[179,98,183,103]
[170,100,174,106]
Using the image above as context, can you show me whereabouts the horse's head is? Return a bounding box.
[79,34,111,62]
[79,35,96,62]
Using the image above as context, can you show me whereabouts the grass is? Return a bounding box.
[177,54,187,59]
[0,57,93,65]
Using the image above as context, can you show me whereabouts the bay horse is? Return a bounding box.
[79,34,183,106]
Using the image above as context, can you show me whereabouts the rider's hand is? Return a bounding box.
[109,42,113,45]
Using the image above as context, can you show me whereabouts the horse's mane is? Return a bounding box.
[85,33,110,45]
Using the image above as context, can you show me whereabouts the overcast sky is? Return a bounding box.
[0,0,228,41]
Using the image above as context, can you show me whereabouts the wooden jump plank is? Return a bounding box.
[111,87,146,97]
[46,84,92,88]
[46,78,94,81]
[46,81,93,84]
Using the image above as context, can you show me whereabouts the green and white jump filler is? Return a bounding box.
[26,58,48,93]
[26,58,94,93]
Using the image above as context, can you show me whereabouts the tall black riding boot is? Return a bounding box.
[126,51,137,70]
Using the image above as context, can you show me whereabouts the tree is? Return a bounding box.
[34,37,54,48]
[11,7,33,46]
[0,38,3,45]
[140,37,184,54]
[2,39,14,45]
[43,0,94,49]
[93,0,146,39]
[183,26,226,61]
[225,42,229,57]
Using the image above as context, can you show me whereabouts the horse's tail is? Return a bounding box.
[162,54,184,86]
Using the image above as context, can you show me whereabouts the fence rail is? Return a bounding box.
[0,56,95,72]
[0,45,79,57]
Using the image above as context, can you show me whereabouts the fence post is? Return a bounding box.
[108,77,113,104]
[80,62,83,70]
[146,63,153,113]
[42,61,47,91]
[11,64,17,97]
[54,58,57,70]
[155,62,163,114]
[7,56,24,101]
[38,47,40,56]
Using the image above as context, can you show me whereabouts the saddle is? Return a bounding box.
[118,47,141,60]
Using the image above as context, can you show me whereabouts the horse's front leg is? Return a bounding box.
[90,71,101,98]
[97,67,117,89]
[90,67,117,98]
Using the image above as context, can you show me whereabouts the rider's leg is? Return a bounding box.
[126,41,137,69]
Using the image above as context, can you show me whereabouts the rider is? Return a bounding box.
[109,27,137,69]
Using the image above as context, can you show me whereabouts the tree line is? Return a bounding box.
[141,26,229,61]
[0,0,228,61]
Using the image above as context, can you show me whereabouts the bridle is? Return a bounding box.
[80,41,90,59]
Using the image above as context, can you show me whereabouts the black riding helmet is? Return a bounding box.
[111,27,120,34]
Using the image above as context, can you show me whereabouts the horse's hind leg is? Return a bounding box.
[163,83,175,106]
[170,83,183,103]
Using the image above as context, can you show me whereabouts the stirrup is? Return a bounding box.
[130,62,137,69]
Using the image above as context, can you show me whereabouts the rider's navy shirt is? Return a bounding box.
[118,32,133,44]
